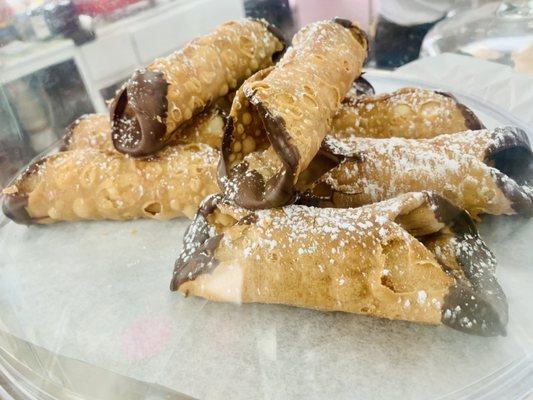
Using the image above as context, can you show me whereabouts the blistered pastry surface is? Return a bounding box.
[178,193,453,324]
[173,190,508,335]
[247,20,364,168]
[332,88,477,139]
[151,19,284,137]
[64,114,115,153]
[319,128,532,217]
[4,144,220,223]
[221,19,368,208]
[176,107,226,150]
[65,109,226,153]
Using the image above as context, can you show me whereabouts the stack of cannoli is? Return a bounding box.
[3,17,532,337]
[2,18,286,223]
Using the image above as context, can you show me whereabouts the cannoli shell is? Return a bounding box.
[171,192,507,336]
[306,127,532,217]
[219,18,368,209]
[2,144,220,224]
[62,106,228,153]
[110,18,285,157]
[332,88,484,140]
[61,114,115,153]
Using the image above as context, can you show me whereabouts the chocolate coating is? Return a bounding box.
[300,188,509,336]
[170,190,508,336]
[485,126,532,182]
[111,20,285,158]
[332,17,369,63]
[427,193,508,336]
[170,195,223,291]
[219,19,368,210]
[296,147,345,191]
[218,100,300,209]
[458,103,485,130]
[171,234,223,293]
[295,136,361,206]
[485,126,532,215]
[1,157,48,225]
[343,75,375,105]
[110,70,169,157]
[251,18,288,60]
[351,75,375,97]
[170,194,258,291]
[2,190,31,225]
[303,126,533,216]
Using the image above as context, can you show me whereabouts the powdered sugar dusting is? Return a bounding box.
[320,128,532,217]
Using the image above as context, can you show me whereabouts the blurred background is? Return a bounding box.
[0,0,532,186]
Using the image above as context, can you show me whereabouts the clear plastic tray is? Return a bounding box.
[0,71,532,400]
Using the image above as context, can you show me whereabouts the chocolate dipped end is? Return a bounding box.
[170,195,259,291]
[485,126,532,215]
[426,193,508,336]
[219,101,300,210]
[435,91,485,130]
[352,75,375,97]
[2,190,31,225]
[110,70,169,157]
[343,75,375,105]
[170,195,223,291]
[296,136,360,207]
[1,158,48,225]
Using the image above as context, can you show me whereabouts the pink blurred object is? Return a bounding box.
[73,0,142,16]
[121,315,171,361]
[291,0,372,30]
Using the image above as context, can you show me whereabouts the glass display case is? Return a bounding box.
[0,1,532,399]
[422,0,533,73]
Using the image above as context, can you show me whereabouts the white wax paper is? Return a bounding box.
[0,66,532,399]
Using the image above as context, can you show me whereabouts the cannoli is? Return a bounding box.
[219,18,369,209]
[332,88,484,140]
[304,127,532,217]
[110,19,286,157]
[170,192,508,337]
[2,144,220,224]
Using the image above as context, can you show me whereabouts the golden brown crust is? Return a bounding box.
[61,114,115,153]
[62,107,227,153]
[2,144,220,223]
[306,127,532,217]
[177,107,227,150]
[219,19,368,209]
[171,192,508,336]
[110,18,285,157]
[332,88,484,140]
